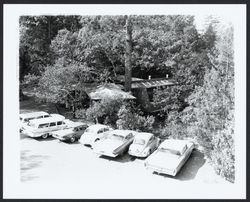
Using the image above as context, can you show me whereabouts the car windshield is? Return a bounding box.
[158,147,181,155]
[108,134,124,141]
[24,117,35,122]
[134,138,145,145]
[85,128,96,133]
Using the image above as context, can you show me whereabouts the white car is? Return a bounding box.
[128,132,160,158]
[93,130,138,158]
[22,116,68,139]
[79,124,113,147]
[19,112,65,132]
[19,111,50,132]
[144,139,194,176]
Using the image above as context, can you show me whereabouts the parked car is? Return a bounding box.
[19,112,65,133]
[79,124,113,147]
[144,139,194,176]
[52,122,89,143]
[128,132,160,158]
[19,111,50,132]
[93,130,138,157]
[22,116,68,139]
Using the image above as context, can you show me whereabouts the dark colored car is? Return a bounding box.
[52,122,88,143]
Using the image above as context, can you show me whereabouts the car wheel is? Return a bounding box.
[41,133,49,139]
[70,137,76,143]
[149,149,152,155]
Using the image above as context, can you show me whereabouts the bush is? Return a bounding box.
[75,97,124,126]
[116,104,155,132]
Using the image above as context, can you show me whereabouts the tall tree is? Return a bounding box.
[124,15,133,92]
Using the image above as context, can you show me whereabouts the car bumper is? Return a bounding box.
[93,149,118,158]
[128,150,147,158]
[145,163,176,176]
[22,130,42,138]
[52,135,68,141]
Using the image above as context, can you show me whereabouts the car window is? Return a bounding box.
[37,116,43,119]
[38,123,49,128]
[103,128,109,132]
[97,129,103,134]
[149,136,154,142]
[134,138,145,145]
[79,125,87,131]
[50,122,56,127]
[126,133,133,140]
[158,147,181,155]
[108,134,124,140]
[57,121,62,125]
[44,115,50,118]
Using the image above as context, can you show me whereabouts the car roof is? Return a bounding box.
[68,122,87,128]
[29,116,65,125]
[87,124,110,131]
[109,129,137,137]
[134,132,154,141]
[20,111,49,118]
[160,139,188,152]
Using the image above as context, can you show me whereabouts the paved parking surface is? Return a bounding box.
[20,133,229,185]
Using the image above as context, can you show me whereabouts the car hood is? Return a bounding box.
[94,139,124,152]
[146,151,181,170]
[129,144,146,153]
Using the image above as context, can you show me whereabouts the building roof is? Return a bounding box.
[115,75,144,83]
[89,83,136,100]
[131,78,177,89]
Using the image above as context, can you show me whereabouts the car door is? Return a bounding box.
[49,122,57,132]
[57,121,66,130]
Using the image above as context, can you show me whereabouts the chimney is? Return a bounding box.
[148,75,151,80]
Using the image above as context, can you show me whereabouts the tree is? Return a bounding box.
[19,16,82,81]
[36,61,95,114]
[165,22,235,182]
[124,15,132,92]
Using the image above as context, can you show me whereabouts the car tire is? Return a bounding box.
[41,133,49,139]
[70,137,76,143]
[148,149,152,156]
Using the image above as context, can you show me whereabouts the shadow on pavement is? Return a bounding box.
[99,153,136,163]
[21,150,50,182]
[153,149,206,181]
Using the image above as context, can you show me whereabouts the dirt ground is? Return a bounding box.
[20,95,231,185]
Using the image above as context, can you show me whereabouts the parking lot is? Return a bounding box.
[20,133,229,185]
[20,96,230,185]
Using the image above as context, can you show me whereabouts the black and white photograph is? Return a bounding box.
[3,4,246,199]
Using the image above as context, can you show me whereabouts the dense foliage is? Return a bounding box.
[162,23,235,182]
[75,98,155,132]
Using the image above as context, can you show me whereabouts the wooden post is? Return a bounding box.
[124,15,132,92]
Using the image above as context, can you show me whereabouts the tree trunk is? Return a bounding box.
[124,15,132,92]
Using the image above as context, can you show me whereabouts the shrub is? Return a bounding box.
[75,97,124,126]
[116,104,155,132]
